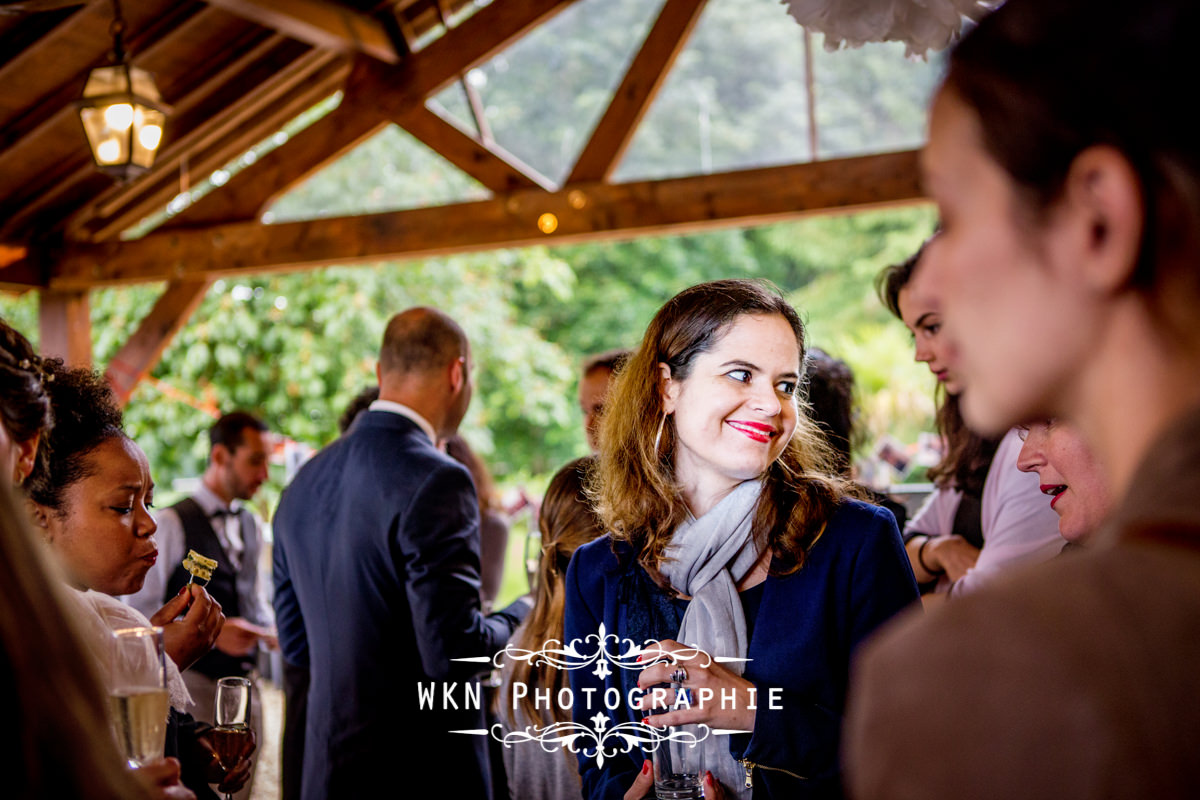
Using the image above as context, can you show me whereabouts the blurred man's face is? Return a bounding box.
[579,366,614,452]
[218,428,269,501]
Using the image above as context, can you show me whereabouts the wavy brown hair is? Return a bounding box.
[592,279,848,578]
[507,457,604,727]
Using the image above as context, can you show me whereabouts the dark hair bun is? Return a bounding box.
[26,360,124,511]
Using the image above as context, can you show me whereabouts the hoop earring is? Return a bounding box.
[653,412,667,453]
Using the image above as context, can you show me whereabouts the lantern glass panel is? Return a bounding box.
[131,106,166,168]
[80,105,130,165]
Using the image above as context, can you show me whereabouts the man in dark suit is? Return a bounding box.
[273,307,526,800]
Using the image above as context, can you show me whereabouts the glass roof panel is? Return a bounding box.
[615,0,942,181]
[434,0,666,185]
[265,123,489,223]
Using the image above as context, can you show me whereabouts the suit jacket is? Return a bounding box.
[844,405,1200,800]
[273,410,520,800]
[565,499,919,799]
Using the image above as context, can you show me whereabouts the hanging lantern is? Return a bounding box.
[77,0,170,181]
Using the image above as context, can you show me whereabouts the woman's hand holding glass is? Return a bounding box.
[210,677,255,800]
[622,759,727,800]
[130,757,197,800]
[634,639,757,732]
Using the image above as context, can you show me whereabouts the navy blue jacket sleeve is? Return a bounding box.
[272,486,308,669]
[397,462,521,679]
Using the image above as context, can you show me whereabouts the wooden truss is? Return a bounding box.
[0,0,924,398]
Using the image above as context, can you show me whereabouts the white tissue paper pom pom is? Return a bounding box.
[782,0,1002,58]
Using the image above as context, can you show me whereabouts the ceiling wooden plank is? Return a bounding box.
[395,105,554,193]
[105,277,212,406]
[0,3,105,123]
[0,256,39,292]
[165,0,580,228]
[161,70,390,228]
[49,150,925,287]
[0,243,27,270]
[0,0,181,128]
[567,0,707,184]
[203,0,399,63]
[0,48,328,245]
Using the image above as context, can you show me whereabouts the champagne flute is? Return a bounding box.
[212,677,253,800]
[108,626,169,768]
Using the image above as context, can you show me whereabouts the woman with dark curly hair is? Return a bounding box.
[25,358,251,799]
[564,280,917,800]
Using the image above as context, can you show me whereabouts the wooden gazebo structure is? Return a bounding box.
[0,0,923,402]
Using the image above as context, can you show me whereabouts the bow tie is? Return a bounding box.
[211,508,237,518]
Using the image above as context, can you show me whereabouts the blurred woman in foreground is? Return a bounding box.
[1,320,155,799]
[846,2,1200,797]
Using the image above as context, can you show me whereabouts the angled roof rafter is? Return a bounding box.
[395,105,555,193]
[567,0,708,184]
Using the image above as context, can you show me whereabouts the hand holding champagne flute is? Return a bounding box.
[109,626,169,768]
[211,677,255,800]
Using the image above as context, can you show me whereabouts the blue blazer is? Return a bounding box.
[564,499,919,799]
[273,411,519,800]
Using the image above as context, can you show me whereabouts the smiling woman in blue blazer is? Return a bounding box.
[563,280,919,799]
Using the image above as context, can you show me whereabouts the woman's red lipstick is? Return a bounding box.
[727,420,777,443]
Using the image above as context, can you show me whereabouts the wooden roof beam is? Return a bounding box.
[0,255,39,292]
[395,105,554,193]
[165,0,579,228]
[105,278,212,406]
[567,0,707,184]
[203,0,399,63]
[49,150,925,287]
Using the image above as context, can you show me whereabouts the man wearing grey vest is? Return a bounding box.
[127,411,276,800]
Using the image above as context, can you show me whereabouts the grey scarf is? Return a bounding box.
[660,479,762,799]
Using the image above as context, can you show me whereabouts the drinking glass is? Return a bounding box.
[212,677,254,800]
[108,626,169,768]
[652,721,704,800]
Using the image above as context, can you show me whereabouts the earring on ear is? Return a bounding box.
[653,412,667,454]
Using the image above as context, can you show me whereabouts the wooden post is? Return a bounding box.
[105,278,211,406]
[38,289,91,367]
